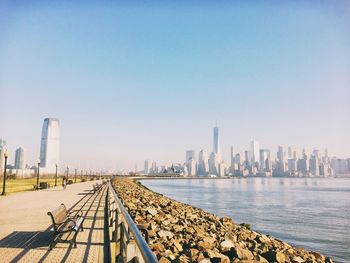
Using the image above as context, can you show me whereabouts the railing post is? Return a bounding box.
[112,208,118,242]
[119,222,124,263]
[110,207,114,227]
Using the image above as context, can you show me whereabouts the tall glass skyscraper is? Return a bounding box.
[213,125,220,160]
[40,118,60,173]
[15,147,26,169]
[250,140,260,165]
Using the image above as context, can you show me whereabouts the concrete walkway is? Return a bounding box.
[0,180,107,262]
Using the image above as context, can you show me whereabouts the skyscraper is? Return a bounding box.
[213,125,220,161]
[209,152,218,175]
[39,118,60,174]
[288,147,292,158]
[186,150,196,162]
[15,147,26,170]
[230,146,234,168]
[259,149,270,171]
[277,145,286,173]
[309,155,319,176]
[198,150,209,176]
[186,158,197,176]
[250,140,260,166]
[144,160,150,174]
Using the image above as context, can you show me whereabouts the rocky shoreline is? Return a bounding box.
[112,179,333,263]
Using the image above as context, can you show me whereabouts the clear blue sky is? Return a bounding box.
[0,1,349,171]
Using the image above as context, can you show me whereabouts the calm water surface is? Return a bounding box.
[141,178,350,263]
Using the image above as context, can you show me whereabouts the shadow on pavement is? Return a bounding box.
[0,231,51,249]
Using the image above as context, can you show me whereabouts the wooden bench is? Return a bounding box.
[47,203,84,250]
[92,183,102,193]
[33,182,51,190]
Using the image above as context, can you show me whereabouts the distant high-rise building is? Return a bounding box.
[230,146,234,168]
[265,157,272,172]
[250,140,260,166]
[151,162,158,174]
[297,154,309,175]
[313,149,320,159]
[39,118,60,174]
[277,146,286,173]
[209,152,218,175]
[331,158,348,175]
[309,155,319,176]
[186,150,196,162]
[288,147,292,158]
[0,138,7,174]
[323,148,329,164]
[319,163,330,177]
[186,158,197,176]
[213,125,221,161]
[218,161,227,177]
[144,160,150,174]
[288,158,297,172]
[235,153,242,165]
[15,147,26,170]
[198,150,209,176]
[244,150,250,168]
[259,149,270,171]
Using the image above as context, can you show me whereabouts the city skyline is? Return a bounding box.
[0,120,346,174]
[0,1,350,170]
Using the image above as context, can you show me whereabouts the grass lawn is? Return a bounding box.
[0,177,86,194]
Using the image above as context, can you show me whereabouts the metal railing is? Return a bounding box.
[106,181,158,263]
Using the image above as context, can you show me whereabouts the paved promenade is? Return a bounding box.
[0,180,107,262]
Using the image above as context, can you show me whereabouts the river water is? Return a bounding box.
[141,178,350,263]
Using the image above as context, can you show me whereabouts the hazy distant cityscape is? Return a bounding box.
[143,125,350,178]
[1,118,350,178]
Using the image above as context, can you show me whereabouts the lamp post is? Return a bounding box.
[85,171,88,181]
[36,161,40,190]
[74,168,77,183]
[1,149,9,196]
[66,167,69,181]
[55,164,58,187]
[80,170,83,182]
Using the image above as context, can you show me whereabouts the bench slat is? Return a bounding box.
[50,205,68,225]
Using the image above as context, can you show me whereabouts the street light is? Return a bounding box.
[36,161,40,190]
[55,164,58,187]
[1,149,9,195]
[80,170,83,182]
[74,168,77,183]
[66,166,69,181]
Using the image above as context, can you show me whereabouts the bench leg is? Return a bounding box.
[49,232,57,250]
[80,219,85,232]
[72,231,79,248]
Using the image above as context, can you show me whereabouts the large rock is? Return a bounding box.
[220,240,235,252]
[158,257,171,263]
[151,243,165,252]
[261,251,286,263]
[292,256,305,263]
[205,249,230,263]
[198,241,214,250]
[157,230,174,239]
[233,246,254,260]
[173,239,183,252]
